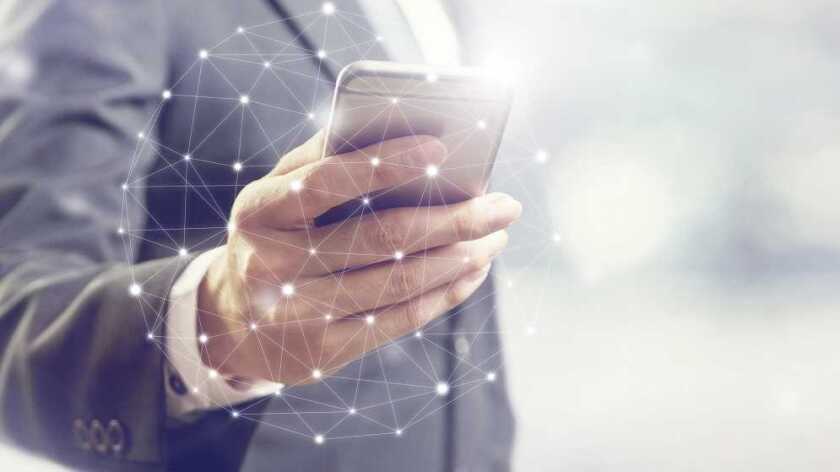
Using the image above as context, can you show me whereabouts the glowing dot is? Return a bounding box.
[486,371,497,382]
[198,333,208,344]
[324,313,333,321]
[162,89,172,100]
[536,149,549,163]
[426,165,439,177]
[393,250,404,261]
[290,179,303,192]
[370,156,381,167]
[236,26,244,34]
[208,369,219,379]
[227,221,236,232]
[321,2,336,15]
[395,429,403,437]
[307,112,315,120]
[376,35,384,42]
[526,325,536,336]
[232,162,243,172]
[314,434,325,445]
[552,232,561,243]
[274,386,284,396]
[462,256,470,264]
[129,283,142,297]
[199,49,208,59]
[178,247,189,257]
[282,283,295,297]
[312,369,323,380]
[137,132,145,140]
[365,314,375,325]
[414,330,423,338]
[121,183,128,191]
[263,61,271,69]
[390,97,399,104]
[426,73,438,83]
[146,332,154,340]
[231,410,239,418]
[362,197,371,206]
[477,120,487,130]
[184,153,192,161]
[309,247,317,255]
[316,49,327,59]
[249,322,258,331]
[239,95,250,105]
[348,407,357,415]
[435,382,450,396]
[117,227,125,235]
[191,387,199,394]
[506,279,514,288]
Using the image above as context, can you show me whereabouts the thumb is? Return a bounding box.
[267,130,325,177]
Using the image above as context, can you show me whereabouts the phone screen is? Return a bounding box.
[316,61,512,226]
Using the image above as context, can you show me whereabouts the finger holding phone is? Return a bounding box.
[197,62,519,386]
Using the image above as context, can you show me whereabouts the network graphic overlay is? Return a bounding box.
[120,4,556,445]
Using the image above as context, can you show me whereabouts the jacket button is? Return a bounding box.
[89,419,108,454]
[72,419,91,451]
[107,419,127,456]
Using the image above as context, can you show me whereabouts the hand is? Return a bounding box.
[197,131,522,386]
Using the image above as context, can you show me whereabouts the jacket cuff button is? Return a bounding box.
[90,419,108,454]
[72,419,91,451]
[107,419,127,456]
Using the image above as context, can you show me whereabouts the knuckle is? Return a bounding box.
[446,279,475,308]
[375,157,406,185]
[231,183,260,230]
[463,248,489,272]
[408,138,445,165]
[371,220,403,250]
[423,139,447,163]
[405,143,430,168]
[238,248,266,282]
[388,266,417,299]
[452,210,479,237]
[401,297,424,330]
[299,165,325,197]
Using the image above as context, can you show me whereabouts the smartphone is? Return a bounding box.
[315,60,513,226]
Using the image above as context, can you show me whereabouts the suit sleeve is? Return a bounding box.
[0,1,190,469]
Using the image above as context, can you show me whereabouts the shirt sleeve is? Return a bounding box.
[165,247,283,418]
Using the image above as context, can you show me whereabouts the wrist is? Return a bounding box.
[196,250,243,377]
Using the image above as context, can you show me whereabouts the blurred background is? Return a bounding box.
[478,0,840,470]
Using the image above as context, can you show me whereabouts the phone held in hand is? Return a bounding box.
[316,60,513,226]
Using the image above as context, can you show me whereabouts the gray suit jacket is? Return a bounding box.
[0,1,514,470]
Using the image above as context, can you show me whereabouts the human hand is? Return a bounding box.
[197,132,521,385]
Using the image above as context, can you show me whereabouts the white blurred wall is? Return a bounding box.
[498,269,840,471]
[479,0,840,469]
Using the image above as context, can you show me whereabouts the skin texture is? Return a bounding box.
[198,132,522,386]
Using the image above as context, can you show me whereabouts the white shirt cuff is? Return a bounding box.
[165,246,282,418]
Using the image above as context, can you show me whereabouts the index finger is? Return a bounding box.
[321,264,492,370]
[235,135,446,230]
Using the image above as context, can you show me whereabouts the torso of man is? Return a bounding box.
[140,1,514,471]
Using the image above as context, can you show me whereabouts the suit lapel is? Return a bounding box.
[264,0,398,80]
